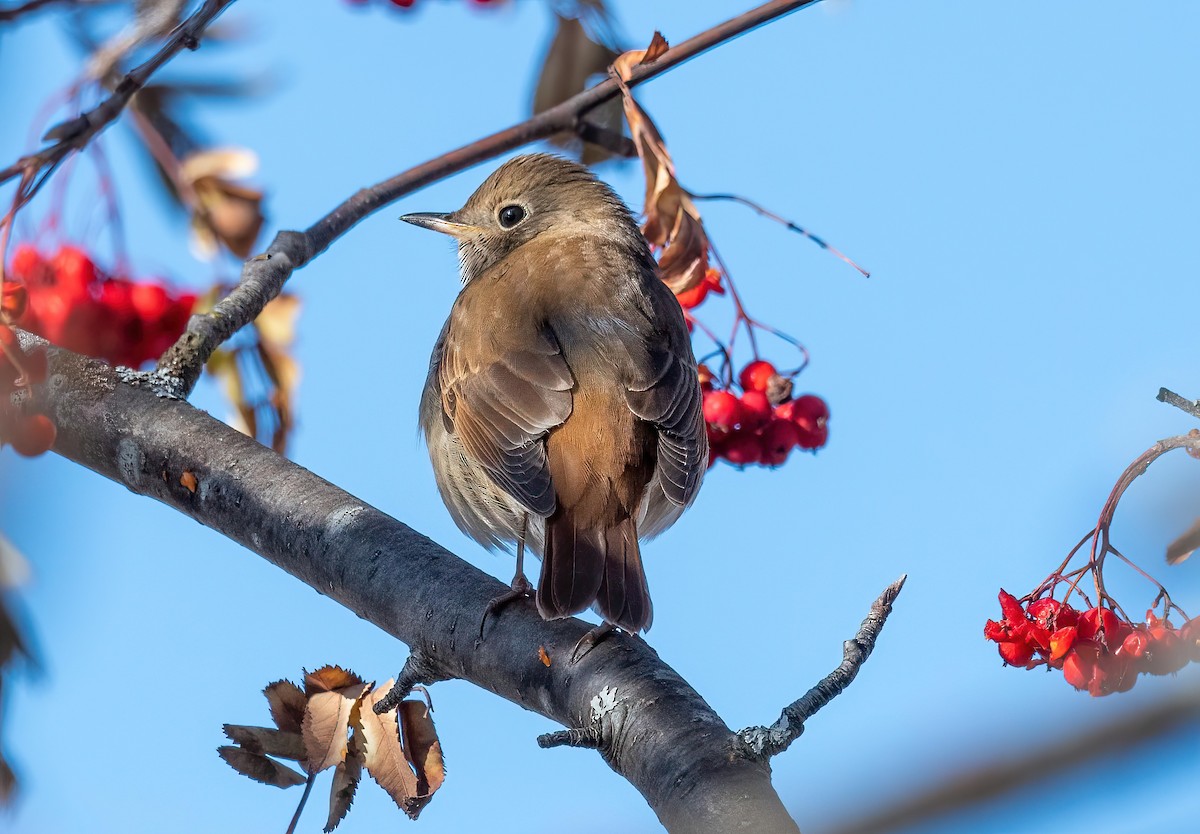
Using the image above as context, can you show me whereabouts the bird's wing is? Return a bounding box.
[624,279,708,511]
[440,318,574,517]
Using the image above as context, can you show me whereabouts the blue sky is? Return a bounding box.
[1,1,1198,832]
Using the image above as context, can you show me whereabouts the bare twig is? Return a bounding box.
[737,575,907,760]
[0,0,68,24]
[0,0,235,189]
[689,190,871,277]
[1157,387,1200,421]
[155,0,827,396]
[284,771,316,834]
[538,727,603,750]
[372,649,453,715]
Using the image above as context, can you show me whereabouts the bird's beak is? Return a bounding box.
[400,212,480,238]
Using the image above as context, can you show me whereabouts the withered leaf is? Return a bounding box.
[357,682,420,813]
[641,31,669,64]
[204,289,301,454]
[218,746,307,789]
[399,699,446,819]
[264,678,307,735]
[223,724,306,762]
[180,148,265,260]
[302,667,370,774]
[324,711,365,833]
[1167,518,1200,565]
[612,42,711,295]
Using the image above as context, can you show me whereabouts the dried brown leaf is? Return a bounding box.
[264,679,307,735]
[218,746,307,789]
[223,724,306,761]
[1167,518,1200,565]
[324,713,365,833]
[357,682,420,812]
[612,42,710,295]
[302,667,369,774]
[641,31,669,63]
[181,148,265,260]
[399,699,445,819]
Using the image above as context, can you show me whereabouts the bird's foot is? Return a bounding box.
[479,574,536,638]
[570,622,617,664]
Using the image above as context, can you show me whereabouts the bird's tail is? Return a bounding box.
[539,511,652,633]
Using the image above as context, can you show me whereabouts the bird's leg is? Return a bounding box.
[479,514,535,638]
[570,621,617,663]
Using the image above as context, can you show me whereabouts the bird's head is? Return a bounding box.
[401,153,643,283]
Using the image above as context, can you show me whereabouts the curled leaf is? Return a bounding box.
[180,148,265,259]
[399,699,445,819]
[612,38,710,295]
[357,683,419,812]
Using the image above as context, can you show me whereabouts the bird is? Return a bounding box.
[404,153,707,642]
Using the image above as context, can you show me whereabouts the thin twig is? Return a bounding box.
[689,190,870,277]
[537,727,603,750]
[284,771,316,834]
[0,0,67,24]
[372,649,453,715]
[1157,387,1200,421]
[154,0,827,396]
[736,575,907,760]
[0,0,235,188]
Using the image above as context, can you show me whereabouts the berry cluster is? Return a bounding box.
[6,244,196,369]
[0,321,54,457]
[985,590,1200,696]
[702,359,829,468]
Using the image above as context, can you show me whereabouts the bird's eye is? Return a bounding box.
[498,205,526,229]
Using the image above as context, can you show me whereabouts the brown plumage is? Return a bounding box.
[406,154,706,634]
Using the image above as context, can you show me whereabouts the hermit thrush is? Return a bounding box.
[404,154,706,638]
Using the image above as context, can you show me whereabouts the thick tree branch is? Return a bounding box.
[0,0,235,186]
[154,0,825,396]
[738,575,906,760]
[30,339,803,834]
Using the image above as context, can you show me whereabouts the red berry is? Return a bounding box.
[49,246,96,300]
[739,390,772,431]
[759,418,799,466]
[697,363,714,392]
[720,429,762,466]
[9,412,56,457]
[702,390,742,433]
[779,394,829,450]
[131,282,169,322]
[739,360,776,394]
[1143,626,1188,676]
